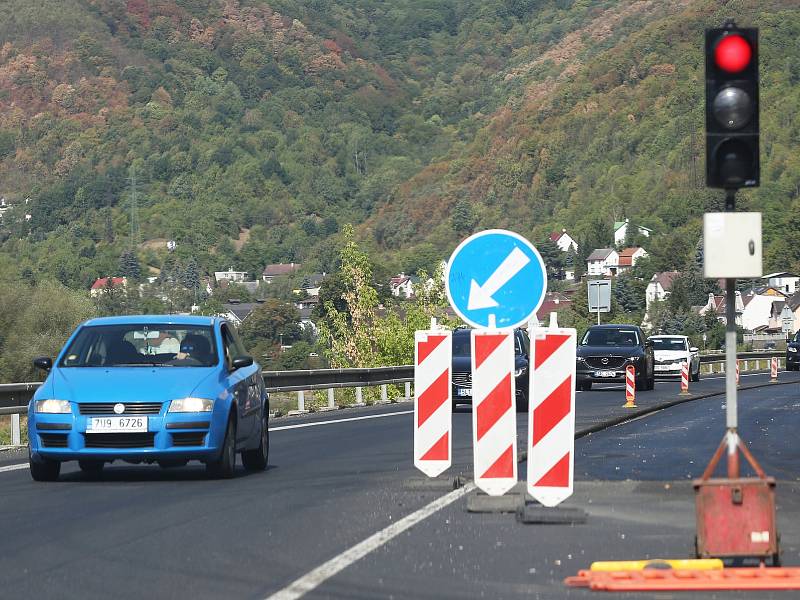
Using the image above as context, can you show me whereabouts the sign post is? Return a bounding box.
[587,279,611,325]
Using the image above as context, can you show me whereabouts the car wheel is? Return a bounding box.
[29,451,60,482]
[242,411,269,471]
[207,416,236,479]
[78,460,104,477]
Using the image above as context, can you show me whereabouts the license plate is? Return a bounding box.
[594,370,616,378]
[457,388,472,397]
[655,365,674,372]
[86,416,148,433]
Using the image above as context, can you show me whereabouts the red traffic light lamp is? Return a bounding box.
[714,34,752,73]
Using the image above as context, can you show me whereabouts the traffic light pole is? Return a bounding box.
[724,188,739,478]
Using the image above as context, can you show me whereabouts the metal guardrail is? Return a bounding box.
[0,351,788,443]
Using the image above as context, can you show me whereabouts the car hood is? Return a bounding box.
[577,345,641,357]
[50,367,219,403]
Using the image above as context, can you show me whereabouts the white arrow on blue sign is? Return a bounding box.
[445,229,548,329]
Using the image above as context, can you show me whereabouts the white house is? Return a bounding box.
[614,219,652,246]
[389,273,414,299]
[698,292,745,327]
[645,271,680,307]
[586,248,619,277]
[763,272,800,296]
[740,291,784,332]
[549,229,578,252]
[214,267,248,283]
[617,247,648,272]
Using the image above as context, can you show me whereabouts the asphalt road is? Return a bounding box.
[1,370,798,599]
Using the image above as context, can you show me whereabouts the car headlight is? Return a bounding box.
[35,399,71,414]
[169,398,214,413]
[514,367,528,377]
[789,347,798,353]
[576,356,586,362]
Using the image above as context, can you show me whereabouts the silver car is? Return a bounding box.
[649,335,700,381]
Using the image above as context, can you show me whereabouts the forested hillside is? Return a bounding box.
[0,0,799,289]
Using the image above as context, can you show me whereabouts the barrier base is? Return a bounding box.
[516,501,587,525]
[565,566,800,591]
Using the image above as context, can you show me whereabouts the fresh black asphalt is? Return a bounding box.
[0,371,798,599]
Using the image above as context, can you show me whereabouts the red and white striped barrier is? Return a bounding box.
[680,361,690,394]
[472,329,517,496]
[771,357,778,381]
[623,364,636,408]
[414,330,452,478]
[527,328,576,507]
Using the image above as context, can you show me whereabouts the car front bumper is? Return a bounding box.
[575,361,645,383]
[28,408,226,462]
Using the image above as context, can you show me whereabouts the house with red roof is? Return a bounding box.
[549,229,578,253]
[617,247,648,272]
[262,262,302,283]
[645,271,680,307]
[90,277,127,298]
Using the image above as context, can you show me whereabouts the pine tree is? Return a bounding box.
[182,258,200,291]
[119,250,141,281]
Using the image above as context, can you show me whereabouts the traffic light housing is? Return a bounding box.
[705,22,759,189]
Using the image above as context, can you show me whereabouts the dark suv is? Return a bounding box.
[451,328,530,411]
[575,324,654,391]
[786,331,800,370]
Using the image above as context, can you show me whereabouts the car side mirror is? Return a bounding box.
[689,347,699,353]
[33,357,53,371]
[231,356,254,370]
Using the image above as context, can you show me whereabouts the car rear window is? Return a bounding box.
[60,324,218,367]
[581,328,639,346]
[651,338,688,351]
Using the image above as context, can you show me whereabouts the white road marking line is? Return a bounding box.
[269,411,413,431]
[265,482,475,600]
[0,463,27,473]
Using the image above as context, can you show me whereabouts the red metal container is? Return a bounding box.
[694,433,779,563]
[695,477,777,560]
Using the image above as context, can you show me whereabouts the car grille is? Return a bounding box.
[40,433,68,448]
[584,356,626,370]
[452,372,471,388]
[79,402,162,415]
[83,433,156,448]
[171,432,206,447]
[656,358,685,365]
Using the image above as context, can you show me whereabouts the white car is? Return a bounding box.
[649,335,700,381]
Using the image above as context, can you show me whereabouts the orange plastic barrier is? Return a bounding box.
[565,567,800,591]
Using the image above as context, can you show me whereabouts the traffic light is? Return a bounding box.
[705,21,759,189]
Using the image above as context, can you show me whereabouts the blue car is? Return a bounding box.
[28,315,269,481]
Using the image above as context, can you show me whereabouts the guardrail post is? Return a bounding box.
[380,384,389,404]
[405,381,411,401]
[11,413,21,446]
[355,386,364,406]
[328,388,335,409]
[297,390,305,412]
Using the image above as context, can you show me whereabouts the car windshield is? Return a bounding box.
[60,324,218,367]
[452,333,471,357]
[581,328,639,346]
[651,338,688,351]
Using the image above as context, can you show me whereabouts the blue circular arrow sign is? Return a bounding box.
[445,229,547,329]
